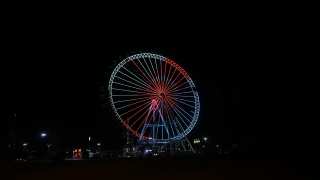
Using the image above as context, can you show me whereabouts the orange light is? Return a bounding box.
[75,150,77,152]
[78,149,81,152]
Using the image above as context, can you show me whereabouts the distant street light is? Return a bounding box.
[41,133,46,159]
[23,143,27,150]
[97,143,101,153]
[47,144,51,152]
[204,137,207,146]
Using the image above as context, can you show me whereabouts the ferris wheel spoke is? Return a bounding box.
[167,86,192,94]
[166,98,193,122]
[121,67,159,94]
[138,58,155,82]
[174,105,193,123]
[142,57,157,85]
[140,57,156,84]
[172,96,195,104]
[170,107,189,130]
[164,60,170,92]
[116,97,152,110]
[162,63,168,92]
[168,94,195,98]
[119,100,151,118]
[170,90,194,95]
[112,81,154,95]
[160,60,167,92]
[166,81,189,94]
[112,94,151,97]
[126,105,149,127]
[146,57,158,84]
[175,103,194,120]
[165,72,185,93]
[163,62,172,91]
[167,94,193,105]
[151,58,161,90]
[113,96,153,104]
[149,58,160,92]
[118,69,156,92]
[168,96,195,109]
[112,87,152,94]
[154,58,162,89]
[121,66,150,86]
[138,58,163,92]
[164,64,178,90]
[114,74,149,92]
[163,102,177,138]
[154,58,163,88]
[165,74,188,93]
[162,61,167,89]
[126,96,160,126]
[118,68,145,85]
[130,60,161,92]
[112,81,144,91]
[166,101,189,131]
[160,62,165,91]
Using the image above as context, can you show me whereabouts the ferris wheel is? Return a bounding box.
[107,53,200,146]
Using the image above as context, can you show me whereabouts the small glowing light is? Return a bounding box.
[194,139,200,143]
[97,143,100,146]
[217,145,219,147]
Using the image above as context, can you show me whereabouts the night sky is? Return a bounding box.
[1,2,318,153]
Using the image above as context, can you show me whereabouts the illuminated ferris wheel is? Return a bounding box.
[107,53,200,147]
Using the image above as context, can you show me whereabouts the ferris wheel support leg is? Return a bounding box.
[134,142,143,157]
[181,140,187,152]
[138,108,153,141]
[169,140,174,155]
[176,120,195,154]
[157,109,173,155]
[158,110,170,136]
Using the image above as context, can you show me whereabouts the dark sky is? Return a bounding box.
[1,2,318,153]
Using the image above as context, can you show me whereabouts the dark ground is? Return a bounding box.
[1,155,319,180]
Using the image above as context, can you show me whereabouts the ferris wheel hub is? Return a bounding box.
[159,92,165,98]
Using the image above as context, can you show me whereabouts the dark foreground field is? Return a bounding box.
[1,155,319,180]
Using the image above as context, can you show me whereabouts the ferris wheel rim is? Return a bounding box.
[107,53,200,141]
